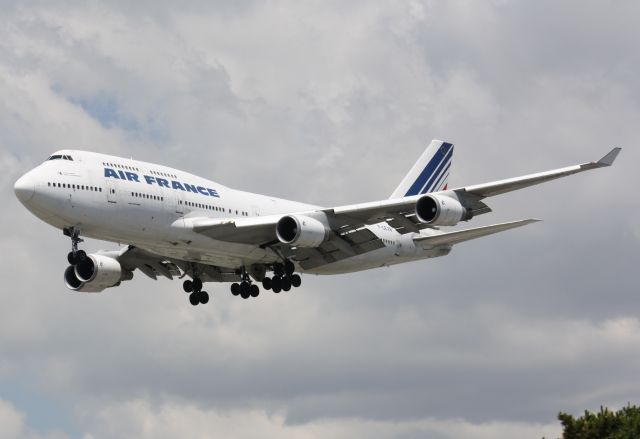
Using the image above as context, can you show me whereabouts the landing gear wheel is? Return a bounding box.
[250,284,260,297]
[76,250,87,262]
[284,260,295,276]
[67,251,76,265]
[189,292,200,306]
[231,283,240,296]
[192,278,203,292]
[271,276,282,293]
[183,280,193,293]
[290,274,301,288]
[282,276,292,292]
[262,277,272,291]
[273,263,284,277]
[240,282,251,299]
[199,291,209,304]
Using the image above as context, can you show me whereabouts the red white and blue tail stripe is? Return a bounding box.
[389,140,454,199]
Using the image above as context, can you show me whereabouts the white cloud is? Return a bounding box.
[77,398,560,439]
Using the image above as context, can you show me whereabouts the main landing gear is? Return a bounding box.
[262,260,302,293]
[183,277,209,306]
[229,260,302,299]
[230,270,260,299]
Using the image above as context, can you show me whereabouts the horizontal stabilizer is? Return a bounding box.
[414,219,540,246]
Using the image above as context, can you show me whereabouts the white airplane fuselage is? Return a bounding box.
[15,150,446,276]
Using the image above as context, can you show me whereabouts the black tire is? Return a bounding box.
[282,277,292,292]
[290,274,301,288]
[200,291,209,304]
[273,263,284,277]
[189,293,199,306]
[284,260,295,276]
[67,251,77,265]
[183,279,193,293]
[271,276,282,291]
[231,283,240,296]
[272,284,281,294]
[250,284,259,297]
[240,282,250,299]
[192,278,203,292]
[262,277,272,290]
[76,250,87,262]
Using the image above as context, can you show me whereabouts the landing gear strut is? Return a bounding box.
[64,226,86,265]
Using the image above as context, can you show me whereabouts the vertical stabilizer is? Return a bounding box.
[389,140,454,199]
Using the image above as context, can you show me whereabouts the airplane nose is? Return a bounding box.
[14,172,35,203]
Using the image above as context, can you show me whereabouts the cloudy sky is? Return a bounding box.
[1,1,638,438]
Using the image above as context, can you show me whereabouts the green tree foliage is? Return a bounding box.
[552,405,640,439]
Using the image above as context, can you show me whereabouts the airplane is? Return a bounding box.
[14,140,620,306]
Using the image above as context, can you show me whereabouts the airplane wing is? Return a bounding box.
[188,147,619,267]
[113,246,240,282]
[454,147,621,199]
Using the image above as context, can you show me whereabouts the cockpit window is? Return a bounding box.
[47,154,74,161]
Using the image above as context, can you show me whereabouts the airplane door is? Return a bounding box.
[175,191,184,214]
[106,180,117,203]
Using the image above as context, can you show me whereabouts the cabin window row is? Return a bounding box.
[131,192,164,201]
[150,170,177,179]
[102,162,139,172]
[48,182,102,192]
[179,200,248,216]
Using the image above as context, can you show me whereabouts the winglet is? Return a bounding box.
[597,147,621,167]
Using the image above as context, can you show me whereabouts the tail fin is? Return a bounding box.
[389,139,454,199]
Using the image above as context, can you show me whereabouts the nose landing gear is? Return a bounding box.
[64,227,86,265]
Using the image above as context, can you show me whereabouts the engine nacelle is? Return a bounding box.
[276,215,329,248]
[415,194,473,226]
[64,254,131,293]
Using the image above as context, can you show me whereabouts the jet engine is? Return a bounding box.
[276,215,329,248]
[415,194,473,226]
[64,254,132,293]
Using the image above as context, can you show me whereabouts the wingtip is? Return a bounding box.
[597,147,622,167]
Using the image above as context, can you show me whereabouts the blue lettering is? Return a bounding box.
[172,181,185,191]
[157,178,170,188]
[125,172,139,182]
[197,186,209,196]
[184,183,198,193]
[144,175,156,185]
[104,168,120,179]
[207,188,220,198]
[117,170,127,180]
